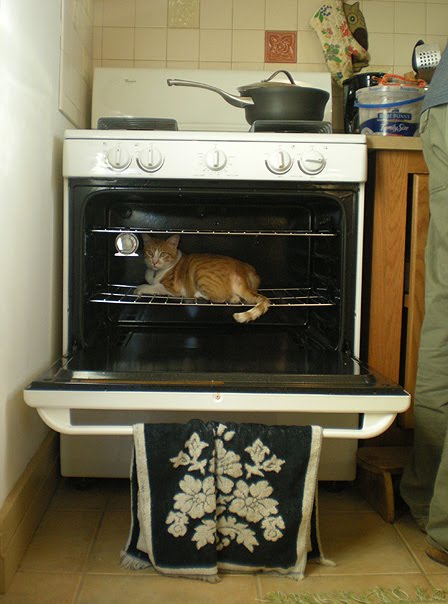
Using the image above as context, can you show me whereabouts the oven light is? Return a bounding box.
[115,233,139,256]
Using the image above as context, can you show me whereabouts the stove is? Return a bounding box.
[24,68,410,481]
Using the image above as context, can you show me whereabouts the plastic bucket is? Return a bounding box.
[355,85,426,136]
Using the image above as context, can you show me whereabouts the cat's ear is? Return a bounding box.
[142,233,152,245]
[166,234,180,250]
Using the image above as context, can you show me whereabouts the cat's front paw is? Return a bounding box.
[134,284,154,295]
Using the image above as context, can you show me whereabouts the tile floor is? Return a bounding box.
[1,478,448,603]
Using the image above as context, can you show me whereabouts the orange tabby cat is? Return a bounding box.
[134,234,270,323]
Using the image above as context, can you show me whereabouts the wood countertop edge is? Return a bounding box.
[366,136,423,151]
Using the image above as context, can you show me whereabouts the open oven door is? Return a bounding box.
[24,341,410,440]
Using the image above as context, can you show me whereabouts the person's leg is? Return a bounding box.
[426,422,448,562]
[400,105,448,547]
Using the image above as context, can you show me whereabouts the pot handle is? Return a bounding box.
[263,70,296,85]
[167,78,254,108]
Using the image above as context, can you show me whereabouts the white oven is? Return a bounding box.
[24,69,409,480]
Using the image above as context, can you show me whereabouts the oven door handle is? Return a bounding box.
[37,409,396,439]
[322,413,396,439]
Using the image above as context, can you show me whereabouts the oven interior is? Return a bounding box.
[66,179,363,389]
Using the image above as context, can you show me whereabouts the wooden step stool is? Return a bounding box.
[356,446,412,523]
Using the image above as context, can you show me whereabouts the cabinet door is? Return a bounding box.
[367,150,429,426]
[368,151,410,382]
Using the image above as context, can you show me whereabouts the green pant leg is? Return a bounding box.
[400,104,448,550]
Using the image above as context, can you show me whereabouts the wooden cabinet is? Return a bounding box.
[366,148,429,427]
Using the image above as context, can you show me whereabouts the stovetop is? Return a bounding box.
[96,116,333,134]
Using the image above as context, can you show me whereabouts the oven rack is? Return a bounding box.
[90,285,336,307]
[91,227,337,237]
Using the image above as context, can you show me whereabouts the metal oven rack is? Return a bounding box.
[90,285,336,307]
[91,227,338,238]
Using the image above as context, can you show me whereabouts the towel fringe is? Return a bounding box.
[317,555,336,567]
[120,550,152,571]
[165,573,221,583]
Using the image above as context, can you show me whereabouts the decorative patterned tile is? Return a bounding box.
[265,30,297,63]
[168,0,199,28]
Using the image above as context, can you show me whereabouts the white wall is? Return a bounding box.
[0,0,72,507]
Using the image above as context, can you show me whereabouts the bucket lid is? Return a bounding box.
[356,85,426,104]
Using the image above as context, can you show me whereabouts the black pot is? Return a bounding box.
[343,72,385,133]
[167,70,330,125]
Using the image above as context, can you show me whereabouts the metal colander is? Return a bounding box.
[412,40,441,81]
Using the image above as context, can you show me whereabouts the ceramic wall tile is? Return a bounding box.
[200,30,232,62]
[93,27,102,59]
[232,29,265,62]
[425,34,447,52]
[427,2,448,35]
[89,0,448,85]
[136,0,168,27]
[233,0,265,30]
[167,28,200,60]
[296,30,327,64]
[368,32,396,66]
[200,0,232,28]
[265,0,297,29]
[102,27,135,60]
[166,60,200,67]
[394,3,426,34]
[93,0,103,26]
[394,33,420,65]
[199,61,233,69]
[265,31,297,63]
[135,60,168,67]
[298,0,326,30]
[168,0,200,28]
[101,59,135,67]
[232,61,265,70]
[135,28,168,61]
[362,2,395,34]
[102,0,135,27]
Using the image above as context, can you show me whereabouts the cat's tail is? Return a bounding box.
[233,294,271,324]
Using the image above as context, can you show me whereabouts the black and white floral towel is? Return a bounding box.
[121,420,333,582]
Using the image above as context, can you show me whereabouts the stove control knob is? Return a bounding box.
[138,146,164,172]
[266,150,293,174]
[298,149,326,175]
[106,145,131,170]
[204,148,227,171]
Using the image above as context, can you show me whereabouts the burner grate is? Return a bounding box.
[250,120,333,133]
[97,117,178,130]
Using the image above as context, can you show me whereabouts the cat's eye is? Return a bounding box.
[160,252,168,258]
[145,251,154,258]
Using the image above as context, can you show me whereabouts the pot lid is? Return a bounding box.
[238,69,299,92]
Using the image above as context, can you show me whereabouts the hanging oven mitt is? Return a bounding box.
[310,0,370,87]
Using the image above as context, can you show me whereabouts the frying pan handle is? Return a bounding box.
[167,78,254,108]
